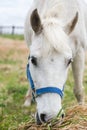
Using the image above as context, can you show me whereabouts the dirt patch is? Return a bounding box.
[0,37,29,69]
[0,37,28,50]
[18,105,87,130]
[0,37,28,52]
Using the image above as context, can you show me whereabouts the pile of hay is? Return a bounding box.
[18,105,87,130]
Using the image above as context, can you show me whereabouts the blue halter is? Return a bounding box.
[27,63,64,100]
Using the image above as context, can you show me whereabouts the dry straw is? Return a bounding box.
[18,105,87,130]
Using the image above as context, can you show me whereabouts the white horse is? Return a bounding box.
[24,0,87,124]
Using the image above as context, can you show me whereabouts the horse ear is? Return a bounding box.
[64,12,78,35]
[30,9,43,34]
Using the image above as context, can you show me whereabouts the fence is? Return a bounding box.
[0,26,24,35]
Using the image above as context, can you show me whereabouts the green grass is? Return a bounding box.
[0,59,18,65]
[0,34,24,40]
[0,67,35,129]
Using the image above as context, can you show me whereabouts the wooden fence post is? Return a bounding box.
[0,26,23,35]
[0,26,2,34]
[12,26,15,35]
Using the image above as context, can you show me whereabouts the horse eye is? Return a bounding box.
[28,55,30,60]
[67,58,72,66]
[31,56,37,66]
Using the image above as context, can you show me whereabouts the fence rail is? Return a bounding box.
[0,26,24,35]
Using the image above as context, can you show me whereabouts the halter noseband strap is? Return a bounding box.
[27,63,64,100]
[36,87,63,98]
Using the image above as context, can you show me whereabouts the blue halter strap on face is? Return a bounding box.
[27,63,64,100]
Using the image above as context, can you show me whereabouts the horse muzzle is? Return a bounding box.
[36,110,65,125]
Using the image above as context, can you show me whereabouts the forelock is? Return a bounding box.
[42,18,72,58]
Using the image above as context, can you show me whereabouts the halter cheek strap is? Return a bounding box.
[27,64,35,91]
[27,63,64,100]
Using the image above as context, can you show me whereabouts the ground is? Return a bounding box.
[0,35,87,130]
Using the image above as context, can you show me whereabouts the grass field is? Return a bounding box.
[0,35,87,130]
[0,34,24,41]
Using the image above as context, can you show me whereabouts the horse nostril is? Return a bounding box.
[62,113,65,119]
[40,113,46,123]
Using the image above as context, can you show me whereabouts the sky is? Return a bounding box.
[0,0,33,26]
[0,0,87,27]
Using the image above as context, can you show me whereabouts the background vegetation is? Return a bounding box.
[0,34,24,41]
